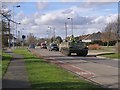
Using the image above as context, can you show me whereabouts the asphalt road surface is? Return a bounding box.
[31,48,119,89]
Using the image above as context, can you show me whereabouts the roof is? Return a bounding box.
[79,32,102,41]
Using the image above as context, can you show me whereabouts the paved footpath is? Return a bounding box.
[2,50,31,89]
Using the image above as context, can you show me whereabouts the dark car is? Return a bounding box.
[29,43,35,49]
[49,43,59,51]
[41,43,47,49]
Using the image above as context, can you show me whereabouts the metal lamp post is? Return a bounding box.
[65,22,67,39]
[48,26,52,43]
[48,26,56,43]
[12,5,20,48]
[67,17,73,36]
[48,26,52,38]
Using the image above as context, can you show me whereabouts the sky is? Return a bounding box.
[1,0,118,39]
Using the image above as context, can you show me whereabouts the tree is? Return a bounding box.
[50,37,54,43]
[55,36,63,45]
[1,8,12,48]
[27,33,37,45]
[1,20,10,47]
[101,20,118,47]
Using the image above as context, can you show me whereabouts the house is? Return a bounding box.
[79,32,102,42]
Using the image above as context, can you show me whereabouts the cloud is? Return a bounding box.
[34,6,94,26]
[62,8,73,14]
[13,2,117,39]
[21,18,30,25]
[91,14,117,24]
[15,11,25,20]
[1,8,9,13]
[79,2,116,10]
[19,14,117,39]
[36,2,48,10]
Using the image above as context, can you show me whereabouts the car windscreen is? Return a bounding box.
[42,44,46,46]
[51,44,57,46]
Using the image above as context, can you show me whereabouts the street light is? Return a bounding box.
[48,26,52,38]
[53,27,56,42]
[67,17,73,36]
[15,22,21,38]
[16,5,20,8]
[12,5,20,48]
[65,22,67,39]
[48,26,56,43]
[15,22,21,46]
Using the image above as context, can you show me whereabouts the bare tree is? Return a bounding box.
[27,33,37,45]
[101,20,118,47]
[1,9,12,47]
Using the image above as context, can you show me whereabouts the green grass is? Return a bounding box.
[99,53,120,59]
[2,52,12,76]
[13,48,105,90]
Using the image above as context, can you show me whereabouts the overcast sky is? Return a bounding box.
[2,0,118,39]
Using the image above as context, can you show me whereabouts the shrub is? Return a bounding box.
[88,44,102,50]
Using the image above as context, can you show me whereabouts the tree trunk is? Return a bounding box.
[107,41,109,47]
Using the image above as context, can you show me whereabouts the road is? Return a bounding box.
[30,48,119,89]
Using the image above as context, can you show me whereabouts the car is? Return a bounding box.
[49,43,59,51]
[40,43,47,49]
[29,43,35,49]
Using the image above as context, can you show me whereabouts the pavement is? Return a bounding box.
[30,48,119,90]
[2,49,31,89]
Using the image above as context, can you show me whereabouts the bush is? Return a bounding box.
[88,44,102,50]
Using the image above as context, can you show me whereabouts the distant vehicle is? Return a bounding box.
[36,42,41,46]
[41,43,47,49]
[49,43,59,51]
[29,43,35,49]
[59,40,88,56]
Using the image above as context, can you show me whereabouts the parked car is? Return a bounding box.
[49,43,59,51]
[41,43,47,49]
[29,43,35,49]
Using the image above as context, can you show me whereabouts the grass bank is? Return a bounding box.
[13,48,105,90]
[2,52,12,76]
[98,53,120,59]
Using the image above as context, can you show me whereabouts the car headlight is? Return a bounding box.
[51,47,54,48]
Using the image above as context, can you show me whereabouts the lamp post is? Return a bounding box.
[67,17,73,36]
[48,26,52,43]
[8,20,11,48]
[53,27,56,42]
[48,26,52,38]
[12,5,20,48]
[15,22,21,38]
[48,26,56,43]
[65,22,67,39]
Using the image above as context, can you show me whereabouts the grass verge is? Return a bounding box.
[2,52,12,76]
[13,48,106,90]
[98,53,120,59]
